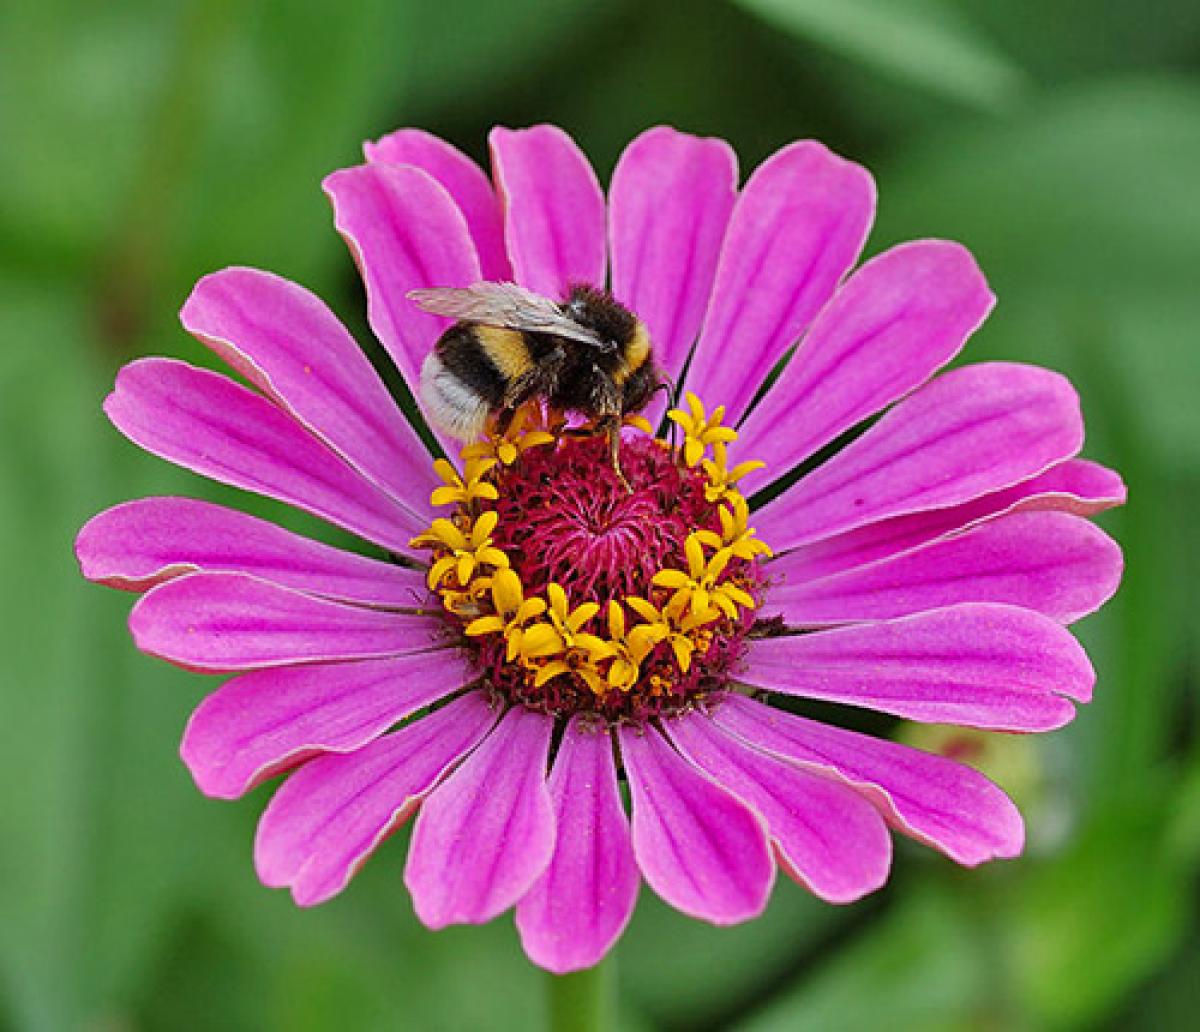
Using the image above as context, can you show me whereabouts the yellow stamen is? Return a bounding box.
[411,510,509,590]
[626,594,718,674]
[694,492,773,561]
[441,574,493,619]
[465,568,547,662]
[604,601,669,690]
[700,442,765,505]
[519,582,610,666]
[652,532,752,621]
[623,413,655,435]
[462,402,555,467]
[667,390,738,467]
[429,456,499,507]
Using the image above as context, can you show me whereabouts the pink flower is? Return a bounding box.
[76,125,1125,974]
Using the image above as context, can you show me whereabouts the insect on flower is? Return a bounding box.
[413,280,664,487]
[77,123,1125,976]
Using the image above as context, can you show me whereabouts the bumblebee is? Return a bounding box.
[411,281,663,483]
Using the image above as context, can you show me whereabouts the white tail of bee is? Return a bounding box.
[419,352,490,441]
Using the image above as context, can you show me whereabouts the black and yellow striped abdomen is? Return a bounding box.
[474,325,535,385]
[420,323,535,440]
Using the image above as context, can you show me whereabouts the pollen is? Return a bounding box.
[411,397,770,723]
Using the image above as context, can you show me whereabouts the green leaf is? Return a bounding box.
[735,0,1027,111]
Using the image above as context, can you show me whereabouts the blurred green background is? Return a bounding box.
[3,0,1199,1029]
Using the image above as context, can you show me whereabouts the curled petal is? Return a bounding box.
[255,691,496,906]
[130,572,441,672]
[663,711,891,903]
[516,719,639,973]
[489,125,605,297]
[324,163,480,452]
[365,128,510,280]
[744,603,1093,731]
[618,725,773,924]
[76,496,427,606]
[713,695,1023,866]
[182,649,475,799]
[405,706,555,927]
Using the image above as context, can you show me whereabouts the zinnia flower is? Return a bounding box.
[76,125,1125,973]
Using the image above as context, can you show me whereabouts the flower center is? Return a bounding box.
[492,434,705,601]
[410,395,772,724]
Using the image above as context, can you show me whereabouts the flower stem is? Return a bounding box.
[546,958,614,1032]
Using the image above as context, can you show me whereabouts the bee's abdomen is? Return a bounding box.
[420,324,529,440]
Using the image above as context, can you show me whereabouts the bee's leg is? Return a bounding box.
[595,414,631,492]
[494,406,518,437]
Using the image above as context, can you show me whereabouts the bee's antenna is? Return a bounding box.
[653,374,679,455]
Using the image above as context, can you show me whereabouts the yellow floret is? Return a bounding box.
[411,510,510,591]
[667,390,738,467]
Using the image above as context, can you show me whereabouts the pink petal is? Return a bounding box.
[405,706,555,928]
[76,496,427,605]
[129,572,441,673]
[180,266,438,513]
[754,363,1085,552]
[609,126,737,393]
[744,603,1093,731]
[488,125,606,297]
[104,358,423,555]
[617,725,773,925]
[713,695,1023,866]
[663,711,891,904]
[766,511,1123,627]
[324,162,481,432]
[515,718,639,974]
[182,650,475,799]
[683,141,875,423]
[365,128,511,281]
[254,691,496,906]
[786,458,1127,583]
[736,241,994,494]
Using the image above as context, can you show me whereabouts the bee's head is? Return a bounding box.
[562,284,638,355]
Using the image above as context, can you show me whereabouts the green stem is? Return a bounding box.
[546,957,614,1032]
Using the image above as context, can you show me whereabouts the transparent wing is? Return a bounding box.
[408,282,603,347]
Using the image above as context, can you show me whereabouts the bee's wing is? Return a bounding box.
[408,282,604,347]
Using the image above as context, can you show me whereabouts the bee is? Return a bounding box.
[410,281,663,486]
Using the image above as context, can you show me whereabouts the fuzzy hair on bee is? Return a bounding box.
[412,282,663,482]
